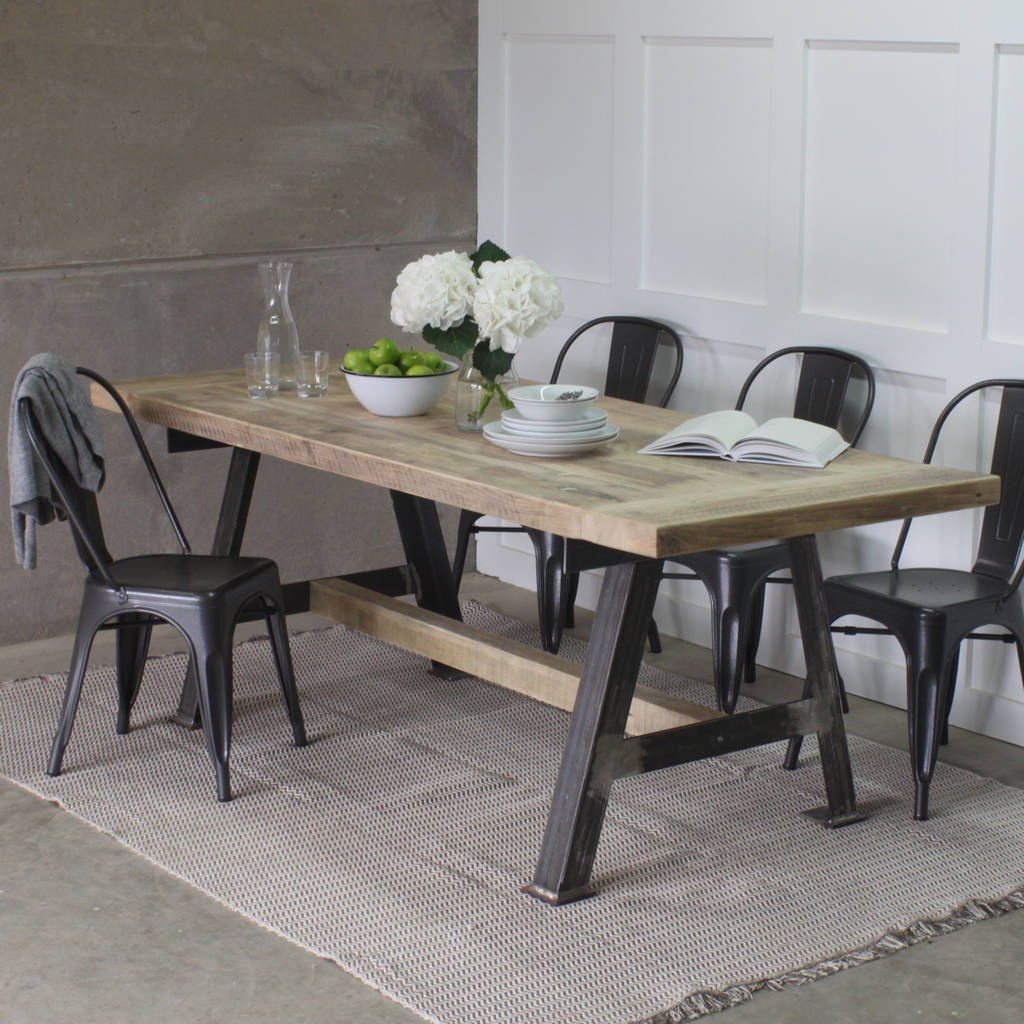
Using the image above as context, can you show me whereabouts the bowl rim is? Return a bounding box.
[339,358,459,380]
[507,383,599,404]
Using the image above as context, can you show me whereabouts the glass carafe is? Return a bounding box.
[256,261,300,389]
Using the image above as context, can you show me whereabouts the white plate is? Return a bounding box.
[483,421,620,457]
[500,407,608,436]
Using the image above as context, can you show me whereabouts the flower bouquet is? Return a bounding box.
[390,241,563,426]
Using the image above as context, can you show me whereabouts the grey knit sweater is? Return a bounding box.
[9,354,105,569]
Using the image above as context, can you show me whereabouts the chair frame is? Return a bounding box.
[658,346,876,713]
[785,379,1024,819]
[451,316,684,653]
[17,367,306,801]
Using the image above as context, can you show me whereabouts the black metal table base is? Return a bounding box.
[524,534,861,905]
[173,437,861,905]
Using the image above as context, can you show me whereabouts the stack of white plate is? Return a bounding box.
[483,407,619,457]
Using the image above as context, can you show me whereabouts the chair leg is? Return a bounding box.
[564,571,579,630]
[47,608,102,777]
[1016,637,1024,698]
[114,614,153,734]
[906,635,959,821]
[647,616,662,654]
[526,529,568,654]
[743,582,768,685]
[939,647,960,745]
[262,598,307,747]
[451,509,482,593]
[190,615,235,802]
[668,557,775,714]
[708,582,758,715]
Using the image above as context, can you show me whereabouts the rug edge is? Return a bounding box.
[635,884,1024,1022]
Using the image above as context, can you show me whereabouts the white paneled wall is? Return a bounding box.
[477,0,1024,745]
[642,37,773,306]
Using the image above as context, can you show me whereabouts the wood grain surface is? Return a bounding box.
[93,369,1000,559]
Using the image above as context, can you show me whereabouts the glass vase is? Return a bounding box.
[256,261,300,389]
[454,361,520,431]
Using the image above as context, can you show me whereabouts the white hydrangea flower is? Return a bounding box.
[472,258,564,353]
[390,251,477,333]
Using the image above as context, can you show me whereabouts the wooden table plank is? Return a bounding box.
[94,369,1000,558]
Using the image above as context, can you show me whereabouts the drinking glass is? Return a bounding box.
[245,351,280,399]
[296,350,330,398]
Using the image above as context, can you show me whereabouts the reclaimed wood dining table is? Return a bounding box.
[91,369,999,904]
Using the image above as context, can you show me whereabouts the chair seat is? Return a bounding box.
[828,567,1012,614]
[668,541,783,562]
[101,554,277,597]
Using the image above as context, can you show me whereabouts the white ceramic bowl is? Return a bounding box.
[341,360,458,417]
[507,384,600,422]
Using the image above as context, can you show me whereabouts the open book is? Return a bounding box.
[638,409,850,468]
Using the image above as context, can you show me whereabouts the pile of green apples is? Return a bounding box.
[342,338,448,376]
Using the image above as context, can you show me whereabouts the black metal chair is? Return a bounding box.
[451,316,684,653]
[658,346,876,713]
[785,379,1024,820]
[16,367,307,802]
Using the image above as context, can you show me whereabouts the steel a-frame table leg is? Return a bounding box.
[524,557,664,904]
[524,535,860,905]
[388,490,462,621]
[786,534,861,826]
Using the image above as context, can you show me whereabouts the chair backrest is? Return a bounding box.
[17,367,191,581]
[736,346,876,445]
[890,379,1024,585]
[549,316,684,407]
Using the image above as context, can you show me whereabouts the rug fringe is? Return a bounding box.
[636,885,1024,1022]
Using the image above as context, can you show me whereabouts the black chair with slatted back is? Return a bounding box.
[785,379,1024,820]
[451,316,684,653]
[658,346,875,714]
[17,366,306,802]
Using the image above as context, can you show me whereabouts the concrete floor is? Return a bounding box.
[2,572,1023,1023]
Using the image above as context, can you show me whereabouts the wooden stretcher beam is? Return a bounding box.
[309,577,720,735]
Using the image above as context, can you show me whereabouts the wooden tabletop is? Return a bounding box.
[94,369,1000,559]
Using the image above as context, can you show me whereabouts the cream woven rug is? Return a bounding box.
[2,601,1024,1024]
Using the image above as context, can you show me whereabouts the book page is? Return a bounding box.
[638,409,757,455]
[730,417,849,467]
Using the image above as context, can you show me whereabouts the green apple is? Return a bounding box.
[343,348,371,371]
[347,356,374,375]
[369,337,400,367]
[398,349,425,373]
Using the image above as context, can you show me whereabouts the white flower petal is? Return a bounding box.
[390,251,477,332]
[472,258,563,354]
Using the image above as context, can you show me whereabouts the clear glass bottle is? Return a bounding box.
[256,261,300,389]
[454,359,520,431]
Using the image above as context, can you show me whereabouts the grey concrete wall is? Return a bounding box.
[1,1,477,643]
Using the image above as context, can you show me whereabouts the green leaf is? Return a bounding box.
[470,239,511,275]
[472,344,514,381]
[423,317,479,361]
